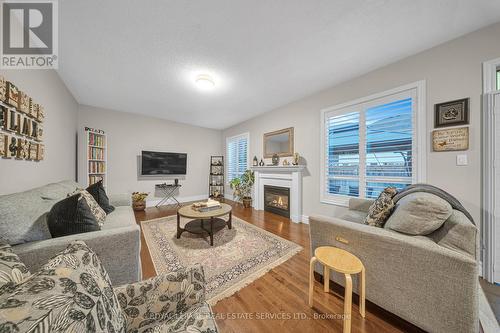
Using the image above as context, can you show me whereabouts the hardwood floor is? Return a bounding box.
[134,199,424,333]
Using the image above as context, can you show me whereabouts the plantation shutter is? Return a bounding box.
[365,98,413,198]
[226,133,248,182]
[323,87,418,203]
[325,111,360,197]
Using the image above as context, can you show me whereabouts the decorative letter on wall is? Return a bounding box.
[0,76,46,161]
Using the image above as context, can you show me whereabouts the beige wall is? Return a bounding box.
[0,70,78,195]
[77,105,222,203]
[223,22,500,223]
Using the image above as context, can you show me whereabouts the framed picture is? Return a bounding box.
[29,142,38,160]
[0,76,6,102]
[434,98,469,128]
[18,91,30,114]
[36,143,45,161]
[0,106,6,130]
[6,82,19,108]
[0,133,6,157]
[6,135,17,158]
[16,138,29,159]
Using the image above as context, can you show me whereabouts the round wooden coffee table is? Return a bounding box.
[176,203,232,246]
[309,246,365,333]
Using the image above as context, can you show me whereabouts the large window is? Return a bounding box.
[226,133,249,182]
[320,82,425,205]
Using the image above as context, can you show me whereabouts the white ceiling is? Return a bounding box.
[58,0,500,129]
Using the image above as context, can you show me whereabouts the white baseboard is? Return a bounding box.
[301,215,309,224]
[146,194,208,208]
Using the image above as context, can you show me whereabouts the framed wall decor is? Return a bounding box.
[29,142,38,160]
[0,77,6,102]
[432,127,469,151]
[0,133,6,157]
[0,76,46,161]
[434,98,469,128]
[6,82,19,108]
[18,91,30,114]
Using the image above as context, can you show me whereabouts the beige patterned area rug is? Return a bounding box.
[141,215,303,305]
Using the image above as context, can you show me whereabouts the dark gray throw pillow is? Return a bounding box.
[384,192,452,235]
[86,180,115,214]
[47,193,100,238]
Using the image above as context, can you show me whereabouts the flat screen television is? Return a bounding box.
[141,151,187,175]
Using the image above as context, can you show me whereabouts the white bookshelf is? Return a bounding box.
[84,128,107,187]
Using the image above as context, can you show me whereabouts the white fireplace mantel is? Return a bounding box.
[250,165,305,223]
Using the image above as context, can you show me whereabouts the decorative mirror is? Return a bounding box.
[263,127,294,158]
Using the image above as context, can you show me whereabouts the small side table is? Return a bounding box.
[309,246,365,333]
[155,183,182,208]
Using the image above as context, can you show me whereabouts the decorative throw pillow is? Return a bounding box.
[87,181,115,214]
[0,242,31,290]
[69,189,106,227]
[47,193,101,238]
[364,187,398,227]
[0,240,125,332]
[384,192,453,235]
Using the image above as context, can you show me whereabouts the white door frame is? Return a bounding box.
[483,57,500,94]
[482,57,500,283]
[482,91,500,283]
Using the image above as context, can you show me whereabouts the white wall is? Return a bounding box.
[223,21,500,223]
[0,70,78,195]
[77,105,222,203]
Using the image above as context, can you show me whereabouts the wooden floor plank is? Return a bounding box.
[134,199,424,333]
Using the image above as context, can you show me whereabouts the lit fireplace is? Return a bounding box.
[264,185,290,218]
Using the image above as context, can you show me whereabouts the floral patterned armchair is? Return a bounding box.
[115,265,218,333]
[0,241,218,333]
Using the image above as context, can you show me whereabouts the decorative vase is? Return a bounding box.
[132,200,146,211]
[272,154,279,166]
[259,159,264,166]
[242,197,252,208]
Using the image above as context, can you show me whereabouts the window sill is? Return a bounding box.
[320,195,351,207]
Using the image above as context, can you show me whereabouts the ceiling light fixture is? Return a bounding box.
[195,74,215,90]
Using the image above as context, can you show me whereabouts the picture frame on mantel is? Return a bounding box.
[434,98,469,128]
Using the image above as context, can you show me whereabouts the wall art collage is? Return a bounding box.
[0,76,45,161]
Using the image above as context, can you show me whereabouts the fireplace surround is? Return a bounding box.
[251,165,305,223]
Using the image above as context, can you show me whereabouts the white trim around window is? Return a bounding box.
[225,132,250,183]
[483,57,500,94]
[320,81,426,207]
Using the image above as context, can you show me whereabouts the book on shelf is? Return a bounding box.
[88,161,105,173]
[88,175,103,185]
[88,132,105,147]
[88,147,104,160]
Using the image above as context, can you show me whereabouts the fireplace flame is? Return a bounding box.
[277,196,284,207]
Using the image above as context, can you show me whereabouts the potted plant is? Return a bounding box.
[131,192,149,211]
[229,170,255,208]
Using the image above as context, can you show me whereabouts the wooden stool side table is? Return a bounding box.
[308,246,365,333]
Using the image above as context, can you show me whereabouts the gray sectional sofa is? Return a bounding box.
[309,197,479,333]
[0,180,141,285]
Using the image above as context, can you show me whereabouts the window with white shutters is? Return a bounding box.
[321,82,425,205]
[226,133,249,182]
